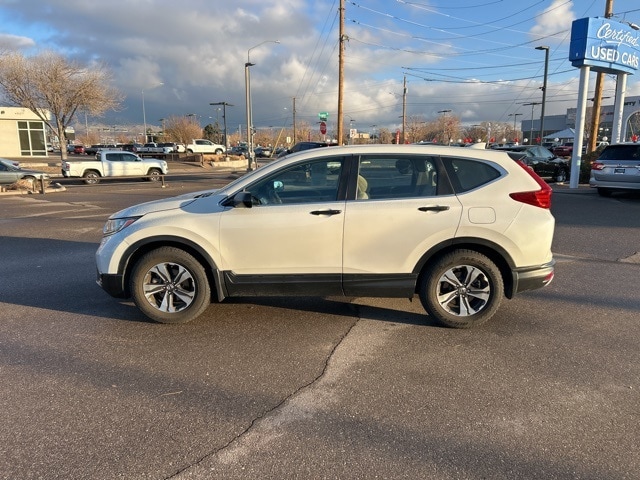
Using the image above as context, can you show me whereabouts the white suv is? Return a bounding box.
[96,144,556,328]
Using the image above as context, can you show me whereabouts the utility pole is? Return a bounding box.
[589,0,615,152]
[402,75,407,144]
[535,46,549,144]
[292,97,297,144]
[337,0,345,145]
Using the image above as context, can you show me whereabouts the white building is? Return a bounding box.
[0,107,50,157]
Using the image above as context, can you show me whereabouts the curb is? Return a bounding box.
[0,184,67,196]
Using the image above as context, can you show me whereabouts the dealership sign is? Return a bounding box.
[570,17,640,74]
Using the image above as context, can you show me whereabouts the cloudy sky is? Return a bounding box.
[1,0,639,136]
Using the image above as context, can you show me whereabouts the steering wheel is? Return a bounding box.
[255,187,282,205]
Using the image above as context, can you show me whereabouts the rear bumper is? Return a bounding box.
[589,179,640,190]
[511,260,555,297]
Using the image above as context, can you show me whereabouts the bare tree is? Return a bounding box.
[0,50,122,159]
[162,116,202,146]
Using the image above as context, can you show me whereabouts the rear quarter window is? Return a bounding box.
[442,156,501,193]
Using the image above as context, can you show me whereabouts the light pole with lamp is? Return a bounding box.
[210,102,233,150]
[535,46,550,144]
[245,40,280,171]
[142,82,163,143]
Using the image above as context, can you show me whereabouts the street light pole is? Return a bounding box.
[210,102,233,150]
[535,46,550,144]
[245,40,280,171]
[142,82,163,143]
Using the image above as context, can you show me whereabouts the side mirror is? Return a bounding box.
[232,191,253,208]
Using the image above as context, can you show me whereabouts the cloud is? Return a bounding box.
[0,33,35,50]
[529,0,576,42]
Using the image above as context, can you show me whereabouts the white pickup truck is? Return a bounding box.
[61,151,168,184]
[186,139,225,154]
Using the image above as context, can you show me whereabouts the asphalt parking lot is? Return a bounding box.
[1,177,639,479]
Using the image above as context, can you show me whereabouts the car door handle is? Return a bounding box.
[418,205,450,212]
[310,209,342,216]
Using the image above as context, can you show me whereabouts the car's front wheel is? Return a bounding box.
[419,250,503,329]
[214,148,223,155]
[555,168,568,183]
[130,247,211,324]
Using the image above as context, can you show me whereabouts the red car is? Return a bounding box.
[552,142,573,157]
[73,145,85,154]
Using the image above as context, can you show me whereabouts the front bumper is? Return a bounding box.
[97,271,127,298]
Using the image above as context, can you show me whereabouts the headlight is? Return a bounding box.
[103,216,140,236]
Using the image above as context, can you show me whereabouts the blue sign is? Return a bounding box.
[570,17,640,75]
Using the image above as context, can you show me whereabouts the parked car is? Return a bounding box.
[121,143,143,153]
[230,145,249,156]
[589,142,640,196]
[96,144,555,329]
[73,145,85,155]
[493,145,570,182]
[84,144,120,155]
[186,139,225,154]
[0,158,50,187]
[158,142,184,153]
[254,146,273,158]
[0,158,20,168]
[552,142,573,157]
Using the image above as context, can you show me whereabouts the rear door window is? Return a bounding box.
[355,155,449,200]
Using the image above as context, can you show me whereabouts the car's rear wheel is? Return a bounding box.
[83,171,100,184]
[419,250,503,329]
[147,168,162,182]
[130,247,211,324]
[555,168,567,183]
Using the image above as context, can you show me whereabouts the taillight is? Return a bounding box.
[509,160,552,209]
[591,162,605,170]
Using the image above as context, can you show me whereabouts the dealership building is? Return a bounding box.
[521,94,640,144]
[0,107,51,157]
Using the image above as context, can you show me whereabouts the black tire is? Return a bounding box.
[83,170,101,185]
[214,148,223,155]
[419,250,503,329]
[147,168,161,182]
[597,188,612,197]
[555,168,567,183]
[130,247,211,324]
[187,149,194,154]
